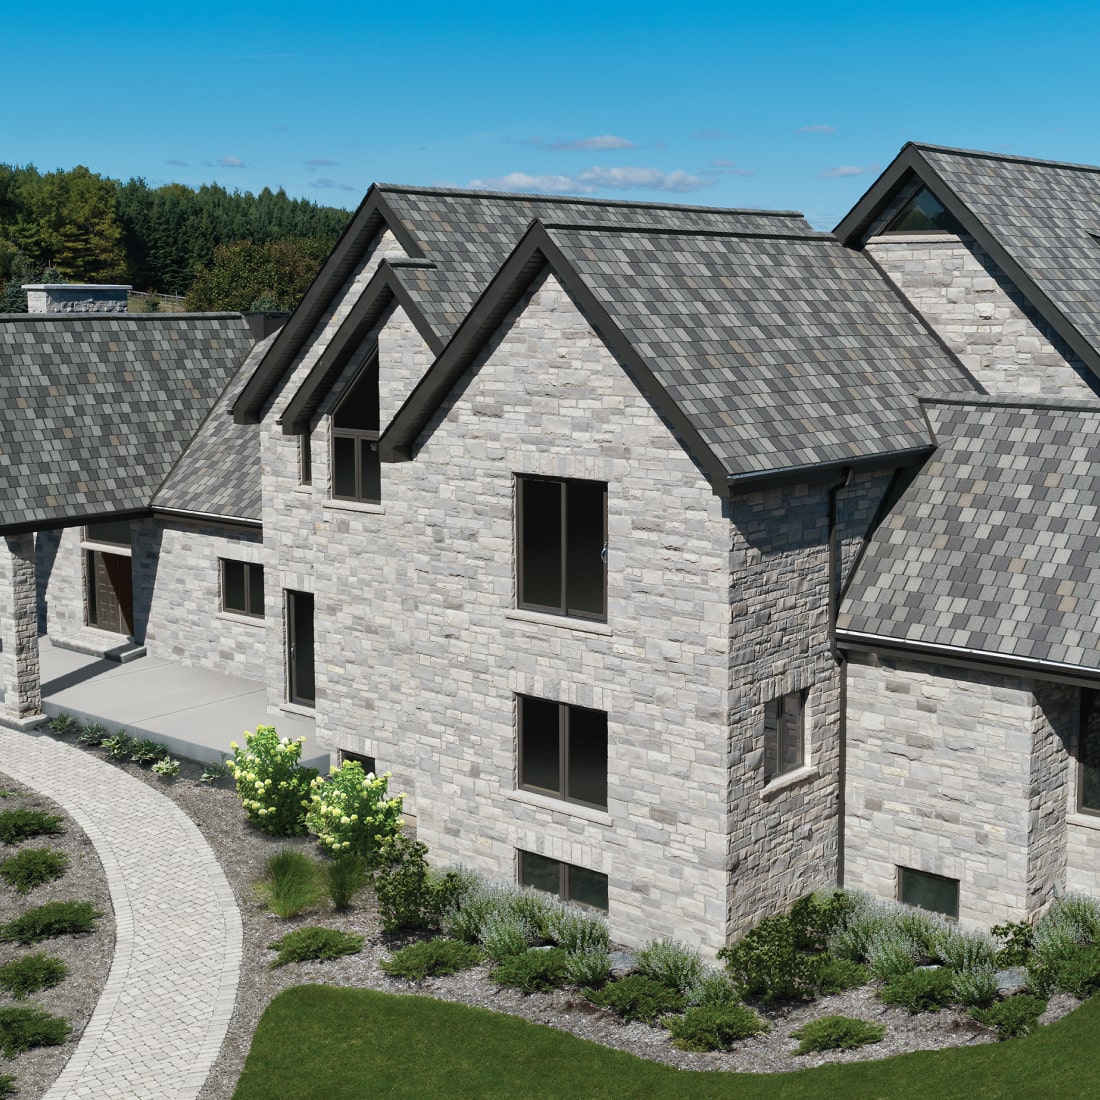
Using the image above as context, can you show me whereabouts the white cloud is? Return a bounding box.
[799,124,837,134]
[215,156,247,168]
[310,178,356,192]
[166,158,189,167]
[513,134,640,152]
[818,164,878,179]
[703,159,754,178]
[469,165,717,194]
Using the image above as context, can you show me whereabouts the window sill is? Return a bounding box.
[505,608,612,636]
[1067,812,1100,832]
[217,611,265,627]
[279,702,316,719]
[506,788,613,827]
[760,764,819,801]
[322,500,384,516]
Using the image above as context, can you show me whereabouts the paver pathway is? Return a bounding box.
[1,730,242,1100]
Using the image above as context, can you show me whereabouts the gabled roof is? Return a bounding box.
[234,183,810,425]
[838,396,1100,674]
[835,142,1100,387]
[153,332,277,524]
[0,313,255,533]
[382,219,977,493]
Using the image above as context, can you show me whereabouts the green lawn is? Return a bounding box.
[233,985,1093,1099]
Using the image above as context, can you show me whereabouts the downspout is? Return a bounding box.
[828,468,853,888]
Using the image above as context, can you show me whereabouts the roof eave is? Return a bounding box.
[725,445,932,495]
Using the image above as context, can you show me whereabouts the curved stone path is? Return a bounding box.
[1,730,242,1100]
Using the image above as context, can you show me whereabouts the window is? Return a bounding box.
[519,850,608,911]
[881,187,966,235]
[763,690,805,782]
[85,520,131,546]
[221,560,264,618]
[299,432,312,486]
[341,750,377,776]
[331,359,380,503]
[899,867,959,919]
[519,696,607,809]
[1079,689,1100,814]
[517,476,606,620]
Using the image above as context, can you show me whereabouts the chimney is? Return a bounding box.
[23,284,131,314]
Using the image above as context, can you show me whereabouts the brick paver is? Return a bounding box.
[1,730,242,1100]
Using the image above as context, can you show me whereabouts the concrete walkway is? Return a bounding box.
[0,729,242,1100]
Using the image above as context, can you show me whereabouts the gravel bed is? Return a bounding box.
[3,742,1086,1097]
[0,775,114,1100]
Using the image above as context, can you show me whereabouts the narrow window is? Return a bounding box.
[518,850,608,912]
[1079,689,1100,814]
[899,867,959,919]
[763,690,805,782]
[221,560,265,618]
[299,432,312,486]
[518,696,607,809]
[331,358,380,504]
[517,476,606,619]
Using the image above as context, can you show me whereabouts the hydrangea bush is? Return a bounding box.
[227,726,318,836]
[305,759,403,861]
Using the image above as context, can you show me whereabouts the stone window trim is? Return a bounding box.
[759,762,819,801]
[515,474,607,622]
[517,849,609,912]
[517,694,608,811]
[505,788,614,828]
[504,607,613,637]
[321,500,386,517]
[220,559,264,619]
[81,522,132,558]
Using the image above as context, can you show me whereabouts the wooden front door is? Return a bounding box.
[88,551,133,635]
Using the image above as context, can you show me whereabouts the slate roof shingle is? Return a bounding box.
[0,314,255,531]
[837,396,1100,670]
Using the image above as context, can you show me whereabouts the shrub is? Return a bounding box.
[381,937,483,981]
[101,731,136,761]
[268,926,363,969]
[992,919,1034,967]
[77,721,109,746]
[443,883,501,944]
[1032,921,1082,973]
[0,1074,13,1097]
[507,890,557,939]
[373,833,437,934]
[257,849,320,919]
[635,939,705,996]
[306,760,403,861]
[789,890,857,952]
[952,964,999,1008]
[866,930,920,980]
[971,994,1048,1039]
[1048,944,1100,998]
[228,726,318,836]
[323,854,369,911]
[1043,895,1100,944]
[816,957,872,994]
[151,756,180,778]
[1,901,101,945]
[791,1015,885,1055]
[689,968,743,1008]
[879,967,956,1013]
[565,950,612,988]
[201,756,232,783]
[129,739,169,766]
[0,953,68,999]
[933,927,997,973]
[481,912,534,962]
[491,947,570,993]
[47,712,80,738]
[665,1004,769,1051]
[718,914,820,1003]
[0,810,64,845]
[545,906,609,955]
[585,975,685,1023]
[0,1005,70,1058]
[0,847,68,894]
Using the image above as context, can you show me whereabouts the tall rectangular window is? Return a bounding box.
[763,690,805,782]
[519,696,607,810]
[1079,689,1100,814]
[331,359,380,504]
[221,560,264,618]
[517,476,606,620]
[518,850,608,911]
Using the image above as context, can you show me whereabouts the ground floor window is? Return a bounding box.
[1079,689,1100,814]
[341,750,376,775]
[518,850,608,911]
[221,560,264,618]
[899,866,958,919]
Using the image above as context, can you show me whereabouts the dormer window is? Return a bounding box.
[331,357,380,504]
[881,187,965,235]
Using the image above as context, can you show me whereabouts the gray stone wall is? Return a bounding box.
[133,519,266,680]
[866,234,1098,400]
[42,527,96,644]
[0,534,41,720]
[845,654,1068,926]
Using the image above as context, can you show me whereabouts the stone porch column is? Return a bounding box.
[0,533,45,728]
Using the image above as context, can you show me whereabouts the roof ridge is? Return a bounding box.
[911,141,1100,177]
[374,182,805,218]
[0,312,250,324]
[539,219,824,241]
[920,393,1100,414]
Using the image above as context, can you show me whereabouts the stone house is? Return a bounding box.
[4,143,1100,953]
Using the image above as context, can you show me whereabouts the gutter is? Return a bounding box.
[827,468,852,889]
[152,508,262,531]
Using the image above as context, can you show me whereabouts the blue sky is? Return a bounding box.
[7,1,1098,228]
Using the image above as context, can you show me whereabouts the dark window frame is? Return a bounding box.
[763,689,806,782]
[331,358,380,505]
[516,475,607,621]
[221,559,265,618]
[1078,688,1100,816]
[299,431,312,486]
[881,186,966,235]
[518,849,608,912]
[518,695,608,810]
[898,866,960,920]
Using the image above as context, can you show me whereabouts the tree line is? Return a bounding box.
[0,164,351,311]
